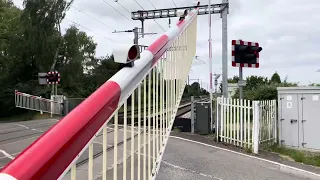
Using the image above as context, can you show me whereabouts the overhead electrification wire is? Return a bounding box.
[115,1,131,14]
[65,18,116,43]
[101,0,134,24]
[70,5,131,40]
[146,0,157,9]
[71,5,114,31]
[171,0,177,7]
[132,0,166,31]
[114,1,140,26]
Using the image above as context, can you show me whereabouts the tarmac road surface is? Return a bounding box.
[0,118,316,180]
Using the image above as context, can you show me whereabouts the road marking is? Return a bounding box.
[0,121,55,133]
[170,136,320,180]
[0,127,22,133]
[107,126,140,133]
[0,173,17,180]
[13,124,29,129]
[0,152,19,160]
[93,141,103,145]
[13,124,44,132]
[135,150,222,180]
[0,149,14,160]
[92,141,113,147]
[161,161,223,180]
[0,136,39,146]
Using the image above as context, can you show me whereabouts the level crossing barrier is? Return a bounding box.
[0,6,199,180]
[14,90,63,115]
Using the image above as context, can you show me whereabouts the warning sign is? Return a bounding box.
[287,102,292,108]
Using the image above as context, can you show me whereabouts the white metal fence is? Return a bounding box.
[15,90,63,115]
[216,97,277,154]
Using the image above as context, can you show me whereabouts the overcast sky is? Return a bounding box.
[12,0,320,88]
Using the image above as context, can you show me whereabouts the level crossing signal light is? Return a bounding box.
[231,40,262,68]
[46,71,60,84]
[234,44,262,64]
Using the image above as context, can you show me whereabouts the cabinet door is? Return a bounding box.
[301,94,320,150]
[279,94,299,147]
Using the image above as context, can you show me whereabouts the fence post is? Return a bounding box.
[252,101,260,154]
[191,96,195,133]
[216,97,220,141]
[50,95,53,118]
[273,100,277,144]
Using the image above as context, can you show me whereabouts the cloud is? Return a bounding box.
[12,0,320,86]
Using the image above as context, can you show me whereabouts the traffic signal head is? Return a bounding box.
[46,71,60,84]
[231,40,262,68]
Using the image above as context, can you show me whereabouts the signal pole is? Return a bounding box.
[208,0,214,131]
[239,66,244,100]
[238,39,244,100]
[221,0,229,98]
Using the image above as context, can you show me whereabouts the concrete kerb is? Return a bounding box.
[170,136,320,180]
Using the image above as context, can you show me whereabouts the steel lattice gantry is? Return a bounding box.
[131,3,228,20]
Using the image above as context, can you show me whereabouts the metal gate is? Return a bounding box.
[216,97,277,153]
[259,100,277,148]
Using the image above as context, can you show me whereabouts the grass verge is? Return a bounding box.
[267,144,320,167]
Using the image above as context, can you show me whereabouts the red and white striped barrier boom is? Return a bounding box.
[0,5,199,180]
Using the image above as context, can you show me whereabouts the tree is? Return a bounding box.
[270,72,281,84]
[0,1,26,117]
[91,55,119,90]
[228,75,239,83]
[21,0,73,72]
[245,75,269,90]
[0,1,104,118]
[309,83,320,86]
[218,76,240,94]
[57,26,98,97]
[282,75,299,87]
[191,82,200,90]
[232,75,298,100]
[182,82,209,98]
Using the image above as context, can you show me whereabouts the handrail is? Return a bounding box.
[0,8,199,180]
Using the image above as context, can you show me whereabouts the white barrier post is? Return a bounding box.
[40,96,43,115]
[253,101,260,154]
[50,95,53,118]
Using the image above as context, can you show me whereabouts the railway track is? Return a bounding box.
[0,97,208,145]
[0,97,209,171]
[75,97,210,167]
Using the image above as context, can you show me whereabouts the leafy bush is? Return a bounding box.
[229,73,298,101]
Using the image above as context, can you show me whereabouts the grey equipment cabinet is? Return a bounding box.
[277,87,320,151]
[195,101,211,134]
